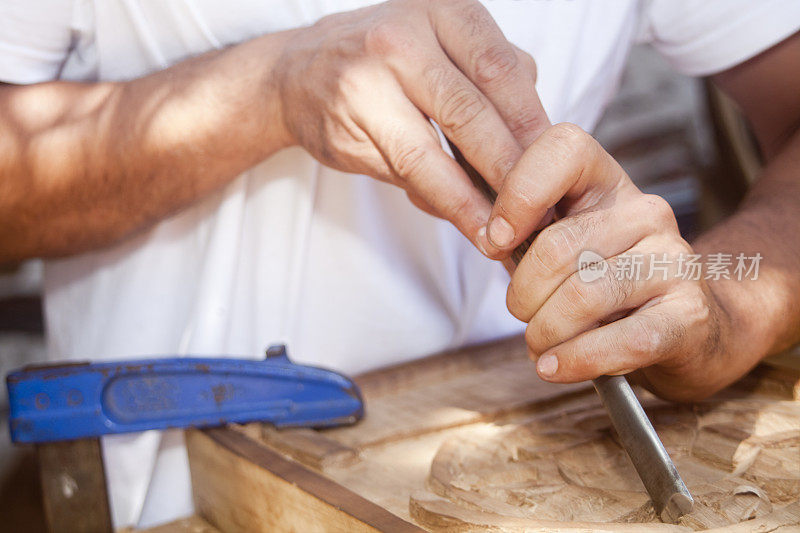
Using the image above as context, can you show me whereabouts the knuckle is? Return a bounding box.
[490,151,518,181]
[609,275,634,308]
[391,142,431,180]
[508,109,546,140]
[364,152,397,183]
[524,321,537,349]
[311,11,344,33]
[564,211,592,243]
[561,276,597,318]
[525,319,553,354]
[546,122,592,158]
[473,44,519,85]
[438,85,487,134]
[641,194,677,229]
[364,20,409,56]
[684,287,711,324]
[338,65,367,96]
[663,239,694,270]
[517,48,538,81]
[602,261,634,306]
[549,122,585,141]
[425,64,487,134]
[506,281,530,322]
[675,239,694,257]
[506,278,525,322]
[533,224,578,273]
[440,189,474,224]
[459,1,492,31]
[625,318,662,358]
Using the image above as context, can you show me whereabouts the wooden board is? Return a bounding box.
[131,515,220,533]
[38,437,113,533]
[186,336,800,532]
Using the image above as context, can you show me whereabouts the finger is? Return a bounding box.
[351,81,492,247]
[509,45,550,146]
[376,29,523,191]
[533,298,687,383]
[406,191,439,217]
[486,122,638,255]
[506,193,677,322]
[525,235,685,356]
[429,1,549,147]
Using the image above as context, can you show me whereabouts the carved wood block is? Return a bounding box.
[187,336,800,532]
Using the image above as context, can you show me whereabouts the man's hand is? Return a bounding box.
[274,0,547,252]
[1,0,546,262]
[486,32,800,402]
[496,123,736,401]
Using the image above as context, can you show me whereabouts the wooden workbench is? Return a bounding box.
[182,335,800,532]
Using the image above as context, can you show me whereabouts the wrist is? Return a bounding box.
[253,30,301,151]
[708,278,760,355]
[221,30,300,156]
[694,213,799,364]
[702,270,782,386]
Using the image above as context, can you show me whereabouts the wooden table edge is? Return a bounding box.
[193,427,424,532]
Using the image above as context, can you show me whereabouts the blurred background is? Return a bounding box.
[0,44,756,531]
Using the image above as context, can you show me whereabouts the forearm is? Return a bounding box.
[0,30,294,263]
[693,126,800,375]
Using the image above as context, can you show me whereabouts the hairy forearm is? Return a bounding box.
[693,127,800,375]
[0,30,294,264]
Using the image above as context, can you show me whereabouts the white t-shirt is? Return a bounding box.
[1,0,798,528]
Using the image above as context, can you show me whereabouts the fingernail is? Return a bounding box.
[488,216,514,248]
[537,354,558,378]
[476,226,490,256]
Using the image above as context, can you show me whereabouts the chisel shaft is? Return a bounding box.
[594,375,694,522]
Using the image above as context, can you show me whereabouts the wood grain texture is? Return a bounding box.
[187,427,423,533]
[416,399,800,530]
[188,335,800,532]
[38,437,112,533]
[130,515,221,533]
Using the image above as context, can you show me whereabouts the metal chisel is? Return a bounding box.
[447,140,694,523]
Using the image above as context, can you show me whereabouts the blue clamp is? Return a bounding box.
[6,344,363,443]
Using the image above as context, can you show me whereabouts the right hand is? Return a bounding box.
[274,0,548,253]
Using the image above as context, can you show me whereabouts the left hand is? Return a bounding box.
[488,123,734,401]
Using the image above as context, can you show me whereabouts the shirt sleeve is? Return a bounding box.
[638,0,800,76]
[0,0,75,84]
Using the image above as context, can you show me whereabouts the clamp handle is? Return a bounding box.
[7,345,363,443]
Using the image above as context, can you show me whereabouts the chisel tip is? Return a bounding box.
[660,491,694,523]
